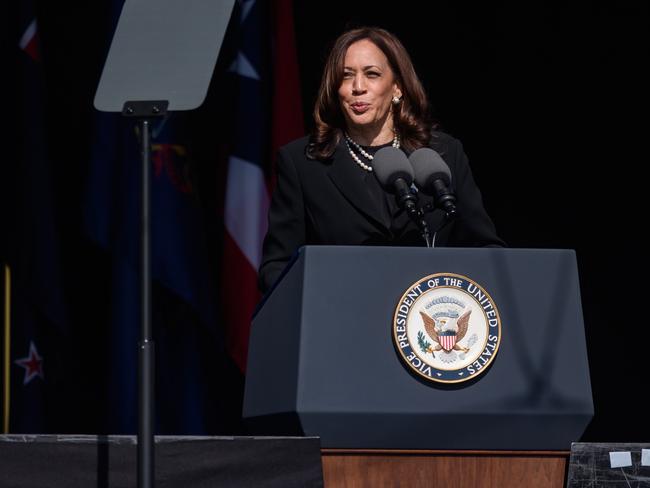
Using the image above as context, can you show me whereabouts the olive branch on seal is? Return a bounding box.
[417,331,434,357]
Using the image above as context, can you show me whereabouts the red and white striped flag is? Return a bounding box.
[222,0,303,373]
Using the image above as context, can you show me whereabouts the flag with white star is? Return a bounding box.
[221,0,304,373]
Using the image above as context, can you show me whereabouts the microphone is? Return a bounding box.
[374,147,432,247]
[409,148,457,219]
[373,147,417,213]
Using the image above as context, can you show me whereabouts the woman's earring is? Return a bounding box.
[392,95,402,105]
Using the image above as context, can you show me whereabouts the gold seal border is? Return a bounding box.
[392,272,502,384]
[407,285,489,372]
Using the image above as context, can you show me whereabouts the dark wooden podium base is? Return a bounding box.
[321,449,569,488]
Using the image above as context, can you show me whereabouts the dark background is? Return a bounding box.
[3,1,648,440]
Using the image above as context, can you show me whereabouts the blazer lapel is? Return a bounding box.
[327,140,391,231]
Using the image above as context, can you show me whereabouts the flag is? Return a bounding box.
[86,109,232,433]
[222,0,304,373]
[1,1,68,433]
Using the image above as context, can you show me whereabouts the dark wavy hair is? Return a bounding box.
[307,27,433,161]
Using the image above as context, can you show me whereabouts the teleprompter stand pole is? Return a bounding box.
[123,100,168,488]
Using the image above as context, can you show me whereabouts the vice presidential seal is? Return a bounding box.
[392,273,501,384]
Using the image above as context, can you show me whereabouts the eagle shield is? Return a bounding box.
[438,330,457,352]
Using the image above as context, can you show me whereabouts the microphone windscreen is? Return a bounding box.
[373,147,414,189]
[409,148,452,191]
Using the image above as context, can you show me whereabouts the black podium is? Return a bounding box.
[243,246,593,450]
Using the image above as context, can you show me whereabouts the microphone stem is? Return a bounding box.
[419,216,432,248]
[394,179,432,247]
[406,204,431,248]
[422,225,431,247]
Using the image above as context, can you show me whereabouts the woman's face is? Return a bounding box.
[338,39,401,136]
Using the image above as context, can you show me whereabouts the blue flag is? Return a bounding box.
[86,100,229,433]
[2,1,68,433]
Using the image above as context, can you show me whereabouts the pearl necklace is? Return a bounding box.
[344,132,401,172]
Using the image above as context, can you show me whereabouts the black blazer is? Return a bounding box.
[259,131,504,292]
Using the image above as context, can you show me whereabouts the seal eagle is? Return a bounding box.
[419,310,472,353]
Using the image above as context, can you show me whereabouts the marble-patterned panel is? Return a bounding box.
[568,442,650,487]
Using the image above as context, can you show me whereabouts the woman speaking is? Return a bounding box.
[259,27,504,293]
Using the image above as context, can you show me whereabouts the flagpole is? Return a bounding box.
[2,264,11,434]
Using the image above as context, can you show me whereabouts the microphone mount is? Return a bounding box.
[393,180,432,247]
[373,147,433,247]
